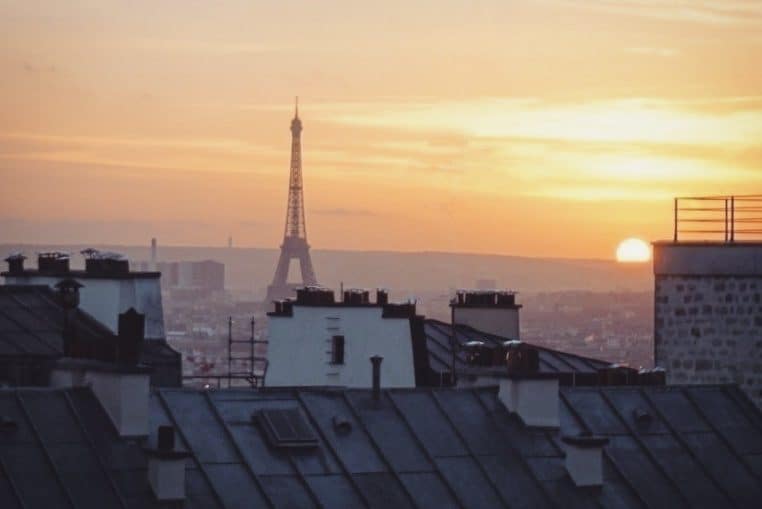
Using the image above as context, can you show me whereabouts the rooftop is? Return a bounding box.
[0,285,178,386]
[1,383,760,508]
[2,249,160,280]
[422,319,625,385]
[268,287,416,318]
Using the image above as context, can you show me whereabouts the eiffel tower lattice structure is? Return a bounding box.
[266,98,318,302]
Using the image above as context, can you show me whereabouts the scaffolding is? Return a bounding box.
[182,316,268,389]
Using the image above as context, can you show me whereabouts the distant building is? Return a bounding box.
[475,277,497,290]
[654,195,762,408]
[267,287,417,387]
[150,237,157,270]
[155,260,225,293]
[3,250,166,341]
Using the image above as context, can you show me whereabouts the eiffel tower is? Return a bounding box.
[266,98,318,302]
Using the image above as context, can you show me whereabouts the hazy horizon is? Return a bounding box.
[0,241,652,295]
[0,238,657,263]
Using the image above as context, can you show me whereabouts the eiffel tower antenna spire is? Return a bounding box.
[266,98,318,302]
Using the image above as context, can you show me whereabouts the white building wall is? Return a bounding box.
[3,274,165,340]
[267,306,416,388]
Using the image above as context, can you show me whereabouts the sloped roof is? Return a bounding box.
[1,384,760,508]
[0,285,178,366]
[0,387,163,509]
[0,285,113,358]
[424,319,612,376]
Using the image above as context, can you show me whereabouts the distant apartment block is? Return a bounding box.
[134,259,225,293]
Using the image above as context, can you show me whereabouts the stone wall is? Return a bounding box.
[655,275,762,407]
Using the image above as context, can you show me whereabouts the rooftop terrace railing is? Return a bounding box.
[673,195,762,242]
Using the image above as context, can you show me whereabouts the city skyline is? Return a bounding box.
[2,0,762,259]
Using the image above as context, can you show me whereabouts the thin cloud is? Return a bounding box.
[127,38,280,55]
[313,208,377,217]
[545,0,762,26]
[625,47,680,58]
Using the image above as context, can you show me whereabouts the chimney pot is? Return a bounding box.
[158,425,176,451]
[146,425,190,501]
[498,373,560,428]
[117,308,145,365]
[562,433,609,487]
[38,252,70,274]
[4,253,25,274]
[370,355,383,401]
[54,278,83,310]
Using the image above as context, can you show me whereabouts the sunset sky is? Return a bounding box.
[1,0,761,259]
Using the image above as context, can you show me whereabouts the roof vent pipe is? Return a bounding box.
[55,278,83,357]
[370,355,383,401]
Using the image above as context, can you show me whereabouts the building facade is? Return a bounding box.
[653,241,762,407]
[4,251,166,340]
[267,288,417,387]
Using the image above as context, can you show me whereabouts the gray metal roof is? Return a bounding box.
[0,285,113,357]
[424,319,612,376]
[0,285,179,386]
[3,383,761,508]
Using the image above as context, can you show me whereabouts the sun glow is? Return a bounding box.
[616,238,651,263]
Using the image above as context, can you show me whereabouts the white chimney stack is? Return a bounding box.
[50,359,151,437]
[451,290,521,339]
[498,374,560,428]
[146,426,190,501]
[497,342,559,428]
[49,308,150,437]
[562,433,609,487]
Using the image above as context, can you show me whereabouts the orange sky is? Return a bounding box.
[1,0,761,259]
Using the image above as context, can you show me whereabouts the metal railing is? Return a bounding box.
[673,195,762,242]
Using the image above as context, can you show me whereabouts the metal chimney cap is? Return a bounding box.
[561,433,609,448]
[55,278,84,291]
[38,251,70,259]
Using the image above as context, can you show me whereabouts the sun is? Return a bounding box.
[616,238,651,263]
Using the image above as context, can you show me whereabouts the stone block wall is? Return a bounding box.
[655,275,762,407]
